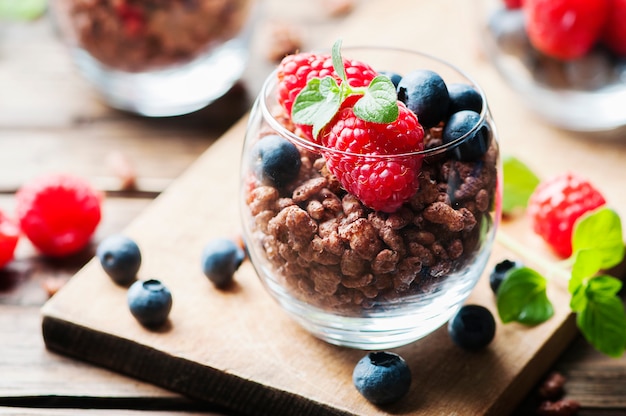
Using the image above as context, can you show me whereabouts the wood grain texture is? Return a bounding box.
[34,0,626,415]
[41,117,577,416]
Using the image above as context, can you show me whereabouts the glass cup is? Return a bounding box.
[240,47,502,349]
[49,0,259,117]
[479,0,626,133]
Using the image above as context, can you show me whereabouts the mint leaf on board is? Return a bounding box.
[576,275,626,358]
[353,75,399,124]
[496,157,626,357]
[569,248,603,295]
[502,156,540,215]
[0,0,46,20]
[292,77,342,139]
[572,207,624,269]
[496,267,554,325]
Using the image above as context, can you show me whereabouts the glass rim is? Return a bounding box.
[259,45,491,159]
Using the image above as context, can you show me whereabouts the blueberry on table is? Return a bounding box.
[397,69,450,129]
[251,134,301,188]
[352,351,412,405]
[96,234,142,285]
[448,304,496,350]
[489,259,523,294]
[127,279,173,328]
[442,110,491,161]
[447,83,483,115]
[201,238,246,288]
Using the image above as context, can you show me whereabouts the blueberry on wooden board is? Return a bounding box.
[97,234,142,285]
[448,304,496,350]
[489,259,524,294]
[352,351,412,405]
[201,238,245,288]
[127,279,172,328]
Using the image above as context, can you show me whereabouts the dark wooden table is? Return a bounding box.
[2,2,626,415]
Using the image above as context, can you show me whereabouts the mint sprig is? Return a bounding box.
[502,156,541,214]
[496,267,554,325]
[291,39,399,139]
[496,157,626,357]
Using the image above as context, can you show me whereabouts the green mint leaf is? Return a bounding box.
[331,39,346,83]
[587,274,623,298]
[353,76,399,124]
[496,267,554,325]
[292,77,342,139]
[576,276,626,357]
[569,248,603,295]
[0,0,46,20]
[570,283,588,313]
[572,207,624,269]
[502,156,540,214]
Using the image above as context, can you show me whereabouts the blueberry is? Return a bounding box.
[352,351,412,405]
[201,238,245,288]
[397,69,450,129]
[96,234,142,285]
[378,70,402,89]
[447,83,483,115]
[489,259,523,294]
[442,110,491,161]
[251,134,301,188]
[448,305,496,350]
[127,279,172,328]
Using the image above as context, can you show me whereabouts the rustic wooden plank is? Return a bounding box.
[554,336,626,409]
[3,0,626,415]
[0,409,218,416]
[0,196,151,306]
[40,0,626,412]
[0,89,251,191]
[0,305,181,400]
[39,113,578,416]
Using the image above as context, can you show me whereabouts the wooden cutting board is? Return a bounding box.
[41,0,626,415]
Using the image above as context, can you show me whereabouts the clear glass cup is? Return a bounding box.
[479,0,626,133]
[240,47,502,349]
[49,0,259,117]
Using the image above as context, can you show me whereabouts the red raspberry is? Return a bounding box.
[16,173,103,257]
[0,210,19,269]
[276,52,377,141]
[602,0,626,57]
[524,0,610,60]
[114,2,145,37]
[504,0,524,9]
[527,172,606,258]
[320,100,424,213]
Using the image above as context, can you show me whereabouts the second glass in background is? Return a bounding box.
[49,0,260,117]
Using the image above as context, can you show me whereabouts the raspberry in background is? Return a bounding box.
[320,100,424,213]
[276,52,377,141]
[527,172,606,258]
[503,0,524,9]
[524,0,610,60]
[16,173,102,257]
[602,0,626,57]
[0,210,19,269]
